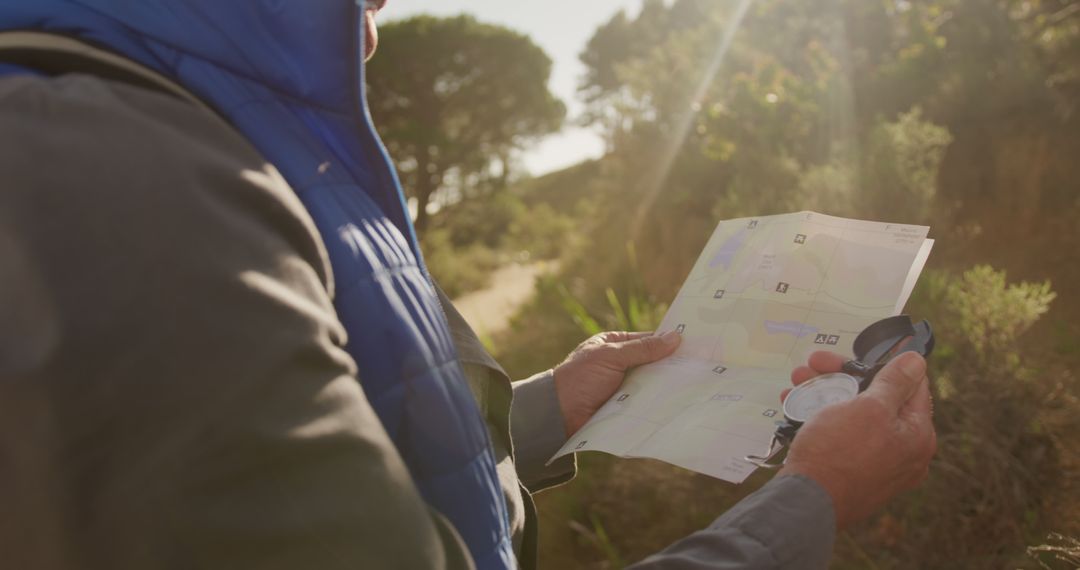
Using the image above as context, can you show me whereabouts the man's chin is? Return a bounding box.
[364,9,378,61]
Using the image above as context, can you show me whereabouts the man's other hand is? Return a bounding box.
[779,351,937,529]
[553,331,681,436]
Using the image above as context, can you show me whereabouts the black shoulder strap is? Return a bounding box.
[0,30,220,118]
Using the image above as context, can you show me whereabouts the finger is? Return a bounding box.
[864,352,927,412]
[599,331,653,343]
[900,376,936,454]
[608,330,681,368]
[790,366,818,386]
[791,351,846,385]
[807,351,847,374]
[780,387,792,403]
[901,375,933,418]
[908,463,931,489]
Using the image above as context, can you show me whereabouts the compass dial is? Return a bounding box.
[783,373,860,423]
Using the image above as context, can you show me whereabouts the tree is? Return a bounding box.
[366,15,565,231]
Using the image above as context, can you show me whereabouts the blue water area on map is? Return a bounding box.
[708,228,748,270]
[764,320,819,338]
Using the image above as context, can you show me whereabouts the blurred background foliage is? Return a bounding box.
[370,0,1079,568]
[367,15,566,231]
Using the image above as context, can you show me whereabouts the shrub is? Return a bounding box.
[420,228,502,297]
[840,265,1069,568]
[507,203,577,260]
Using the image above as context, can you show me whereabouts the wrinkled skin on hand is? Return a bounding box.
[779,351,937,529]
[553,331,681,437]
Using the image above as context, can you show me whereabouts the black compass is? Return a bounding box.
[745,315,935,468]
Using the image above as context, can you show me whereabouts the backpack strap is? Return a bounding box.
[0,30,219,118]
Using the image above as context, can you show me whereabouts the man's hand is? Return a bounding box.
[778,350,937,529]
[553,331,681,436]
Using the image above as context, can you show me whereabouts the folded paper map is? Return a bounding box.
[550,211,933,483]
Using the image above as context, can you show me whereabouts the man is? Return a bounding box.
[0,1,935,569]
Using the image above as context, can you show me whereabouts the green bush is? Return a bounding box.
[429,192,526,250]
[420,228,502,298]
[418,186,585,297]
[858,108,953,224]
[507,203,577,260]
[946,265,1055,369]
[835,265,1071,568]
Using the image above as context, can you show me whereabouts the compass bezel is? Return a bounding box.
[782,372,861,424]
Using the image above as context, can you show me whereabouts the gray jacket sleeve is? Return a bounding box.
[0,74,474,570]
[510,370,576,491]
[628,475,836,569]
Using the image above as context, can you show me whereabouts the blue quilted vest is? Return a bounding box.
[0,2,514,568]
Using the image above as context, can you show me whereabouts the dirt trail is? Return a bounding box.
[452,261,554,337]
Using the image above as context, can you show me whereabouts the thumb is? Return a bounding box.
[608,331,681,369]
[864,351,927,412]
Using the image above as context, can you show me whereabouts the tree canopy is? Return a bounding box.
[366,15,565,230]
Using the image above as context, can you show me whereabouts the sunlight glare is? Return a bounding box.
[631,0,756,241]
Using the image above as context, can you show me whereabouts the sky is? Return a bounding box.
[379,0,644,175]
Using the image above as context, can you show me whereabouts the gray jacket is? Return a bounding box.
[0,72,835,569]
